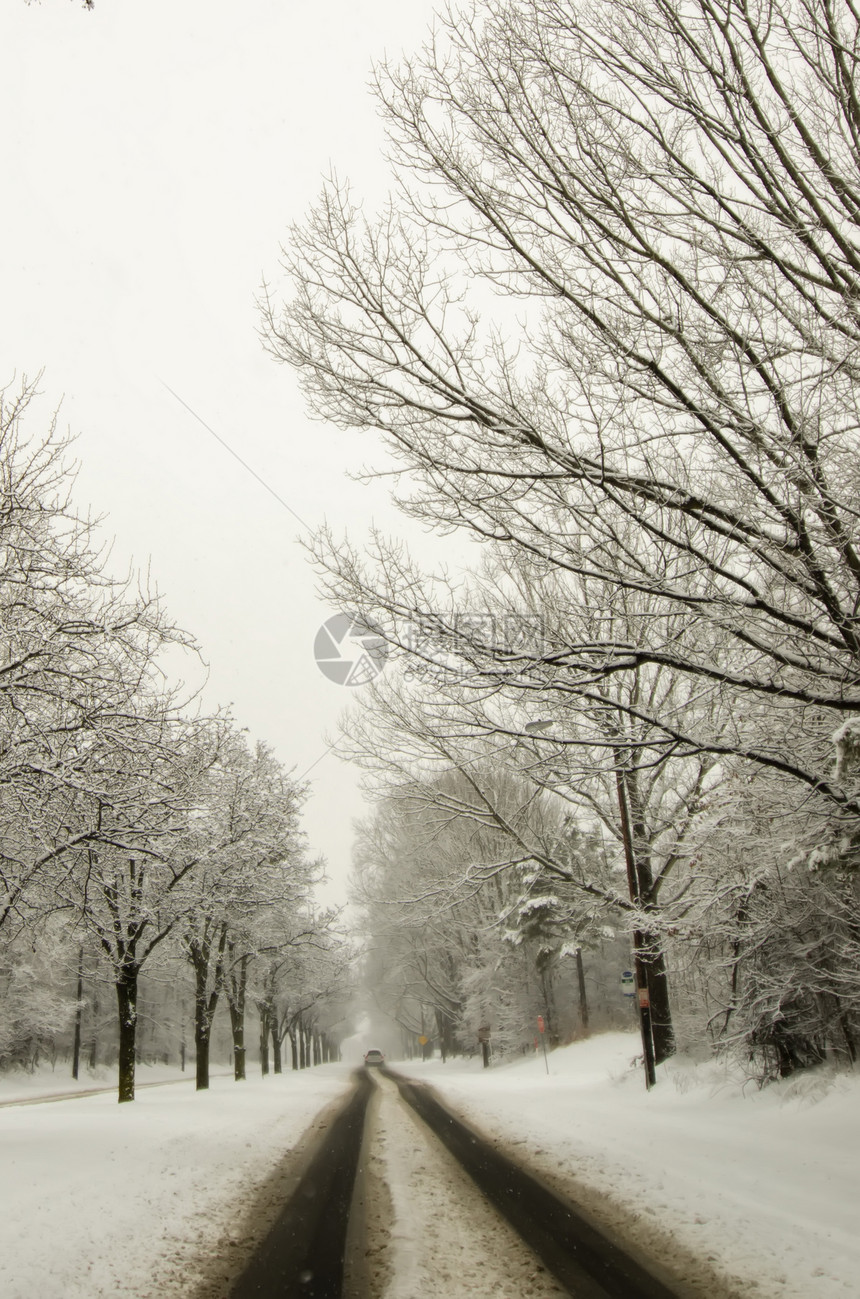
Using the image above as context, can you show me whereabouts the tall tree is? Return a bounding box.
[178,732,312,1090]
[266,0,860,847]
[352,764,584,1057]
[59,715,225,1102]
[0,379,192,942]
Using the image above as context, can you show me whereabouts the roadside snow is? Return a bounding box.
[0,1061,221,1104]
[0,1065,353,1299]
[398,1033,860,1298]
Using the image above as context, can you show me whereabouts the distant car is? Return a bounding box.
[363,1048,385,1067]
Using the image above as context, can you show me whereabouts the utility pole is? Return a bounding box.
[575,947,590,1037]
[71,945,84,1081]
[614,764,657,1089]
[522,717,659,1087]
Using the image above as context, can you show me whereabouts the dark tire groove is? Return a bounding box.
[230,1071,372,1299]
[386,1069,679,1299]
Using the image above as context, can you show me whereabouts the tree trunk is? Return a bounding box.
[289,1031,298,1071]
[230,1002,246,1081]
[195,1029,211,1090]
[643,941,675,1065]
[189,925,229,1092]
[115,964,140,1103]
[272,1023,282,1074]
[625,769,676,1067]
[614,763,658,1086]
[539,965,559,1048]
[193,959,215,1091]
[227,954,248,1081]
[88,979,100,1071]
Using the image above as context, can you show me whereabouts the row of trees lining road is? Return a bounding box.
[352,769,629,1062]
[265,0,860,1081]
[2,928,350,1086]
[0,380,348,1099]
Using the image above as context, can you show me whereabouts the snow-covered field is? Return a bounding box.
[398,1032,860,1298]
[0,1064,352,1299]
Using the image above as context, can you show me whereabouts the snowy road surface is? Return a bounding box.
[402,1034,860,1299]
[357,1072,569,1298]
[233,1071,372,1298]
[1,1035,858,1297]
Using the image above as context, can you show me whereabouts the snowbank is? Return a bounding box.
[0,1065,353,1298]
[0,1060,211,1104]
[398,1033,859,1298]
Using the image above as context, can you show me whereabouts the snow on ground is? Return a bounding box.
[3,1041,856,1299]
[361,1073,567,1299]
[0,1064,353,1299]
[397,1032,860,1299]
[0,1061,221,1104]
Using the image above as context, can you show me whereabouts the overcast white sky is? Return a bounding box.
[0,0,449,900]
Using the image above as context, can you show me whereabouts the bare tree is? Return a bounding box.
[178,731,313,1090]
[265,0,860,849]
[0,379,194,942]
[353,765,630,1057]
[59,715,231,1102]
[252,910,348,1074]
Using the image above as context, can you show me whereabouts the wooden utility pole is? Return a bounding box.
[71,945,84,1081]
[615,766,657,1088]
[575,947,590,1037]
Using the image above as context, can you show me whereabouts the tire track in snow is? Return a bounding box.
[224,1067,680,1298]
[385,1070,679,1299]
[230,1070,372,1298]
[366,1072,569,1298]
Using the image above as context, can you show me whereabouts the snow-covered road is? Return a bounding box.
[401,1033,860,1299]
[2,1035,857,1298]
[359,1072,568,1298]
